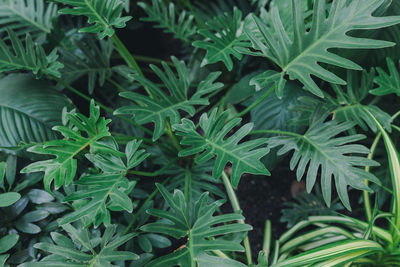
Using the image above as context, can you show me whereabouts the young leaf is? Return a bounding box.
[371,57,400,96]
[193,7,248,71]
[141,184,252,266]
[242,0,400,97]
[0,29,63,78]
[0,0,57,39]
[24,224,138,266]
[115,57,223,141]
[138,0,197,43]
[267,116,380,210]
[21,100,111,192]
[0,74,73,148]
[54,0,132,39]
[173,109,270,187]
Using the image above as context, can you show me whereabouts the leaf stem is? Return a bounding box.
[165,120,182,151]
[122,177,171,235]
[132,54,174,66]
[128,159,178,177]
[221,171,252,265]
[111,34,154,98]
[111,34,143,76]
[363,133,382,222]
[53,77,153,135]
[263,220,272,258]
[107,77,127,92]
[236,85,275,118]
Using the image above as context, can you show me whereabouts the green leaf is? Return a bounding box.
[21,100,111,192]
[281,190,343,227]
[60,173,135,227]
[0,234,18,254]
[60,139,147,227]
[141,184,251,266]
[193,7,248,71]
[272,239,383,267]
[371,57,400,96]
[27,189,54,204]
[54,0,132,39]
[0,29,63,78]
[115,57,223,141]
[138,0,197,43]
[60,36,113,94]
[267,116,380,210]
[242,0,400,97]
[0,74,72,148]
[0,162,5,184]
[0,0,57,39]
[32,224,137,265]
[0,192,21,207]
[295,70,393,133]
[173,108,270,187]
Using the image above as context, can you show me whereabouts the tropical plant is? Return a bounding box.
[0,0,399,266]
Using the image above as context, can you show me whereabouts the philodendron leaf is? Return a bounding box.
[115,57,223,141]
[54,0,132,39]
[0,74,73,148]
[193,7,248,71]
[141,184,251,266]
[23,224,138,266]
[60,139,148,227]
[267,116,380,210]
[0,0,58,40]
[242,0,400,97]
[0,29,63,78]
[21,100,111,192]
[371,57,400,96]
[138,0,197,43]
[173,108,270,187]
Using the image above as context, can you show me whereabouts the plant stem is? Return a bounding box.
[132,54,174,66]
[221,171,252,265]
[263,220,272,258]
[107,77,127,92]
[165,120,182,151]
[184,166,192,212]
[236,85,275,118]
[111,34,143,76]
[53,77,153,135]
[128,159,178,177]
[111,34,154,98]
[249,129,301,138]
[123,177,171,235]
[363,133,382,222]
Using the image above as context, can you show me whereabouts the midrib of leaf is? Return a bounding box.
[204,138,262,174]
[0,53,33,70]
[137,99,189,122]
[85,0,110,30]
[269,130,353,180]
[4,5,50,33]
[207,38,238,62]
[282,1,376,72]
[64,67,110,75]
[188,229,195,267]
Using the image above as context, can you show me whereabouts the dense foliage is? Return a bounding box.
[0,0,400,266]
